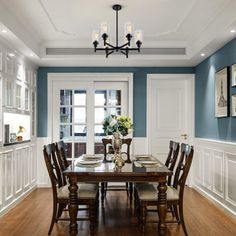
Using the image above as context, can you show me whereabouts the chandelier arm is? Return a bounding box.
[121,50,128,58]
[107,50,114,57]
[120,48,139,51]
[104,42,116,49]
[95,48,115,51]
[119,42,130,49]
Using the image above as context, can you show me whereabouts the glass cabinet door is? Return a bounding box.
[16,84,22,109]
[5,79,13,107]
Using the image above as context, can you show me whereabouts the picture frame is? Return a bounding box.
[231,63,236,86]
[231,94,236,117]
[215,67,230,118]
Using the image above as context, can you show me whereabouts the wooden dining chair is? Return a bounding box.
[56,140,69,168]
[43,143,99,235]
[101,138,132,205]
[134,143,194,236]
[165,140,180,186]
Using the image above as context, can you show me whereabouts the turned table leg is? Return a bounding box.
[157,178,168,235]
[68,175,78,236]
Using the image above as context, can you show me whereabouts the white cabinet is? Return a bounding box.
[0,143,37,215]
[30,144,37,184]
[0,153,3,210]
[4,150,14,206]
[0,44,37,216]
[15,148,23,197]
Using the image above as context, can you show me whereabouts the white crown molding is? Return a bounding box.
[0,2,41,55]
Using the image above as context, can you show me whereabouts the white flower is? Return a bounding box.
[110,118,117,127]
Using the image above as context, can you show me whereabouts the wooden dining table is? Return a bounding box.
[64,155,172,236]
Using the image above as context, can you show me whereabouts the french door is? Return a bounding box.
[52,81,127,161]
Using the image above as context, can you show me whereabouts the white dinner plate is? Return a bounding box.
[77,160,101,165]
[138,161,158,165]
[83,154,103,159]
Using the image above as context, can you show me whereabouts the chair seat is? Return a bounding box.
[57,183,98,199]
[135,184,179,201]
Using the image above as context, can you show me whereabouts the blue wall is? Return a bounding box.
[195,38,236,142]
[37,67,194,137]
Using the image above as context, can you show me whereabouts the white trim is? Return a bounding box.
[47,73,133,141]
[194,185,236,219]
[146,73,195,154]
[195,137,236,147]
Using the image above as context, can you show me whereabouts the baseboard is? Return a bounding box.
[37,183,50,188]
[0,185,37,217]
[193,184,236,220]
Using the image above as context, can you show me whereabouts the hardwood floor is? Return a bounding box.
[0,187,236,236]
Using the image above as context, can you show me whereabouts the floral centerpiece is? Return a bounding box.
[102,114,133,168]
[102,114,133,137]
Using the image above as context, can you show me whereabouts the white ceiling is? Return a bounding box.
[0,0,236,67]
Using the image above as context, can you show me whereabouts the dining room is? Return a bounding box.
[0,1,236,236]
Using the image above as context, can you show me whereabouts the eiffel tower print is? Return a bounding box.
[218,80,227,107]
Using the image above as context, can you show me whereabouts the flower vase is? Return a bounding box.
[112,132,122,154]
[112,132,125,170]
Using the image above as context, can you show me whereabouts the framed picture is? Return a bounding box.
[232,94,236,117]
[215,67,229,117]
[231,64,236,86]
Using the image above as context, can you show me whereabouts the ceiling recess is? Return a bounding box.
[46,47,186,56]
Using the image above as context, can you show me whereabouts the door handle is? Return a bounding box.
[180,134,188,140]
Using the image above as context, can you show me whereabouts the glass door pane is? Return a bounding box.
[59,89,87,160]
[94,83,127,154]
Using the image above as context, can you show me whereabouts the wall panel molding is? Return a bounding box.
[193,138,236,217]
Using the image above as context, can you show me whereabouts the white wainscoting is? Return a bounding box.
[37,137,51,187]
[193,138,236,218]
[0,142,37,216]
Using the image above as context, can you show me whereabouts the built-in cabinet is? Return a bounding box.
[0,41,37,216]
[0,144,37,215]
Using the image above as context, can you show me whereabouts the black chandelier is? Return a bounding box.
[92,4,142,58]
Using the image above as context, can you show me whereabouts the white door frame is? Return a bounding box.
[47,73,133,142]
[146,73,195,154]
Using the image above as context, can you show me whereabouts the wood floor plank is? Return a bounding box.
[0,187,236,236]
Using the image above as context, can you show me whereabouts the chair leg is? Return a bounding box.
[104,182,108,196]
[89,203,96,236]
[170,205,175,217]
[173,205,180,223]
[141,204,147,236]
[126,182,129,196]
[101,182,105,207]
[129,182,133,203]
[56,203,66,222]
[48,201,57,235]
[179,202,188,236]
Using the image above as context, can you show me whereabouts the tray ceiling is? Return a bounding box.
[0,0,235,66]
